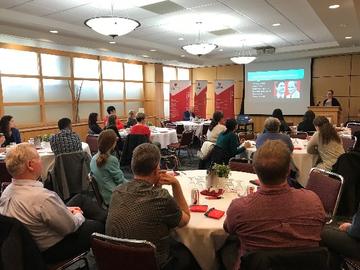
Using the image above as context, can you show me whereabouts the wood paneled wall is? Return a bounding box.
[191,54,360,132]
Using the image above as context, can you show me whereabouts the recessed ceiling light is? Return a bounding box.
[142,54,149,58]
[178,37,184,41]
[49,30,58,34]
[328,4,340,9]
[180,55,185,57]
[149,49,157,52]
[340,23,347,27]
[219,48,224,52]
[272,23,281,27]
[345,36,352,39]
[109,41,116,44]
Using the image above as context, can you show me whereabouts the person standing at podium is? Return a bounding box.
[322,90,341,109]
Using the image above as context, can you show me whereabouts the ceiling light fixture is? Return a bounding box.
[150,49,157,52]
[142,55,149,58]
[181,22,218,56]
[219,48,224,52]
[230,41,256,65]
[272,23,281,27]
[328,4,340,9]
[49,30,58,34]
[178,37,184,41]
[345,36,352,39]
[84,2,140,38]
[109,41,116,44]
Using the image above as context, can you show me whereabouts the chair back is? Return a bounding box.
[180,130,194,146]
[238,132,255,141]
[306,168,343,223]
[229,158,254,174]
[120,134,149,166]
[47,151,91,201]
[202,124,210,136]
[88,174,107,208]
[341,135,357,152]
[91,233,158,270]
[160,120,172,128]
[288,131,308,139]
[165,123,176,129]
[176,124,185,135]
[241,247,328,270]
[0,160,12,184]
[346,122,360,136]
[86,134,99,155]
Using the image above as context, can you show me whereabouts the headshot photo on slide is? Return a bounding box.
[286,80,301,99]
[274,81,285,98]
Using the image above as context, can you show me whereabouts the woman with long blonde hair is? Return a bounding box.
[307,116,344,170]
[90,129,127,205]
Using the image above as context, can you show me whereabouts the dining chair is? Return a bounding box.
[346,122,360,136]
[88,173,108,209]
[341,135,357,152]
[228,158,254,174]
[91,233,158,270]
[305,168,344,224]
[241,247,329,270]
[0,214,89,270]
[168,130,194,158]
[288,131,308,140]
[85,134,99,155]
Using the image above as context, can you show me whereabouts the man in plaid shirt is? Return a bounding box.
[50,118,82,155]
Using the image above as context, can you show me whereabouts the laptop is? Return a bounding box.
[237,114,250,125]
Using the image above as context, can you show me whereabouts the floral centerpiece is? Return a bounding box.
[206,163,231,191]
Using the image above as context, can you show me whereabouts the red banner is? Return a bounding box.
[215,80,234,119]
[194,80,207,119]
[170,80,191,122]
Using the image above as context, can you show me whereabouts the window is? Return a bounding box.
[41,54,71,77]
[73,58,99,79]
[124,63,143,81]
[162,66,189,118]
[102,60,123,80]
[0,48,38,75]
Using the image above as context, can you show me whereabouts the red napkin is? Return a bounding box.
[204,208,225,219]
[189,205,208,212]
[200,189,225,197]
[294,147,303,150]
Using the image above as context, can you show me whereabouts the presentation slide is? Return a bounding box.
[244,58,311,115]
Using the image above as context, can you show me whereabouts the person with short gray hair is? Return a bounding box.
[106,143,200,270]
[129,112,151,139]
[256,117,294,152]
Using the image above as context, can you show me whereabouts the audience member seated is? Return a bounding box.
[88,112,102,135]
[297,110,316,133]
[215,119,251,164]
[272,108,291,132]
[0,115,21,147]
[183,110,195,121]
[256,117,294,152]
[126,110,137,128]
[207,111,226,142]
[223,140,326,269]
[322,205,360,270]
[106,143,200,270]
[130,112,151,139]
[90,130,127,206]
[307,116,344,171]
[103,106,124,130]
[50,118,82,155]
[105,115,124,152]
[0,143,106,264]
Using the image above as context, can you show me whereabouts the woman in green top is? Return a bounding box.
[90,129,127,205]
[215,118,251,163]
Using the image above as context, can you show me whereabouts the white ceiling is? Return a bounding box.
[0,0,359,67]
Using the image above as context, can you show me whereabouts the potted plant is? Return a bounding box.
[206,163,230,190]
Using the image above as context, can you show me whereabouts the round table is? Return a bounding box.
[175,121,211,137]
[165,170,258,270]
[119,128,178,149]
[246,138,316,187]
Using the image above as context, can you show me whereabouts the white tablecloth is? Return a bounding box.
[38,142,91,180]
[175,121,211,137]
[247,138,316,187]
[165,170,258,270]
[119,128,178,149]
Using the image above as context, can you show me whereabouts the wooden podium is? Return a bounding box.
[308,106,341,125]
